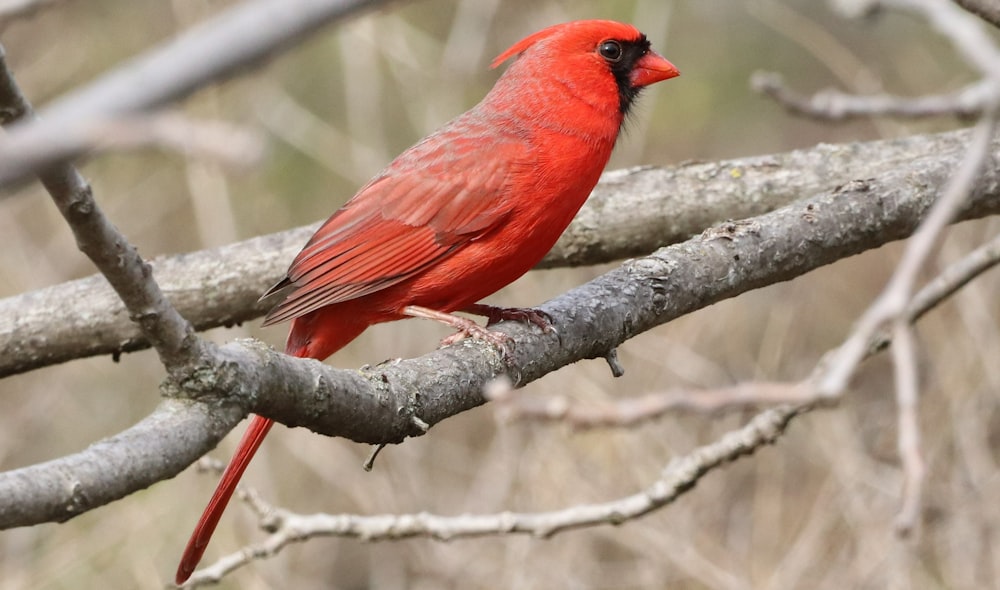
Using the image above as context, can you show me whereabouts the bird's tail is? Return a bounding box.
[175,312,365,584]
[175,414,273,584]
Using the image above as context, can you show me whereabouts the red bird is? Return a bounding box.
[176,19,677,583]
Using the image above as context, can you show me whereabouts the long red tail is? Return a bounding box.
[176,310,366,584]
[175,414,274,584]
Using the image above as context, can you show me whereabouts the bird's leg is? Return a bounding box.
[402,305,512,349]
[462,303,555,333]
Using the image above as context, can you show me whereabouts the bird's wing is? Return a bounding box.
[261,130,526,325]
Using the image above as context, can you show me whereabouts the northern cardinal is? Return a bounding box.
[176,19,677,583]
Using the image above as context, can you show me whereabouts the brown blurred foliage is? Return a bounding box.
[1,0,998,588]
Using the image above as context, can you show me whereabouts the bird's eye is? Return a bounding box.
[598,40,623,63]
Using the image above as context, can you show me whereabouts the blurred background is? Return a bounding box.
[1,0,998,588]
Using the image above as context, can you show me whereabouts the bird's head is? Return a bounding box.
[491,20,679,116]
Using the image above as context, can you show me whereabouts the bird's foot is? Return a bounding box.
[402,305,513,355]
[462,303,556,334]
[439,322,512,349]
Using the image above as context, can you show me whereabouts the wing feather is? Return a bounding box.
[262,124,526,326]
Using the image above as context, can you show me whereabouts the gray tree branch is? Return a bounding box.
[0,43,199,374]
[0,128,987,377]
[953,0,1000,29]
[884,0,1000,80]
[752,72,993,120]
[492,230,1000,427]
[2,131,998,529]
[187,404,799,585]
[0,398,243,528]
[0,0,392,188]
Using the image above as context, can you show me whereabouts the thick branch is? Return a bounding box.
[0,0,391,187]
[0,225,312,377]
[0,399,243,527]
[2,133,997,528]
[495,230,1000,427]
[0,128,988,377]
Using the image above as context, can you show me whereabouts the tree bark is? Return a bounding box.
[0,128,986,377]
[1,133,997,528]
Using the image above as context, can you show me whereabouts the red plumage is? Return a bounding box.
[176,19,677,583]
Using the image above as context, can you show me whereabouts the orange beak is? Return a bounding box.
[630,50,679,87]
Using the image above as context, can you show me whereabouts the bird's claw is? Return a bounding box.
[440,322,513,359]
[465,304,556,334]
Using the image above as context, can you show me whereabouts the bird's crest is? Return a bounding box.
[491,25,560,68]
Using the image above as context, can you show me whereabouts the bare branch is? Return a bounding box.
[906,231,1000,324]
[752,72,992,120]
[765,0,1000,537]
[0,224,311,376]
[4,129,1000,528]
[492,230,1000,427]
[883,0,1000,80]
[817,113,999,397]
[821,111,998,530]
[184,404,800,586]
[0,0,392,188]
[891,319,924,536]
[487,381,812,428]
[60,112,266,169]
[765,0,1000,123]
[952,0,1000,28]
[832,0,1000,79]
[0,399,244,527]
[866,229,1000,352]
[0,128,992,377]
[0,338,419,528]
[0,43,199,372]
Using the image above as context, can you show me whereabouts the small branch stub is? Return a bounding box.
[362,444,387,472]
[604,348,625,378]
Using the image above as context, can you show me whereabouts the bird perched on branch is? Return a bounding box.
[177,19,678,583]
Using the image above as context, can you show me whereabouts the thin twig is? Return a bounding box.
[491,229,1000,428]
[181,405,800,587]
[76,112,266,169]
[0,0,393,188]
[952,0,1000,28]
[488,381,813,428]
[0,43,200,371]
[883,0,1000,80]
[906,232,1000,324]
[762,7,1000,509]
[891,319,925,536]
[817,111,999,397]
[495,219,1000,425]
[753,72,992,121]
[816,110,998,531]
[763,0,1000,123]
